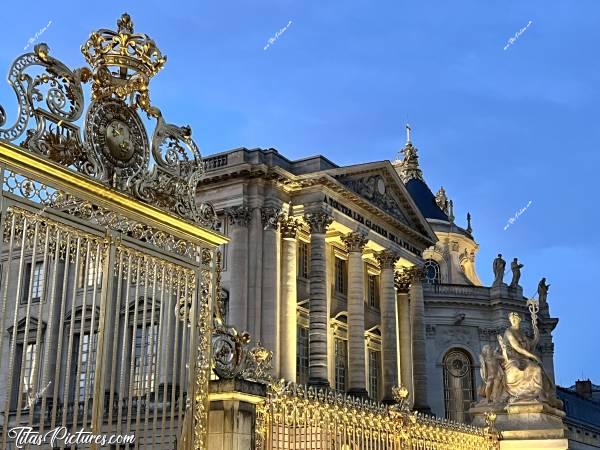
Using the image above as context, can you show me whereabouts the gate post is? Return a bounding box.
[208,379,267,450]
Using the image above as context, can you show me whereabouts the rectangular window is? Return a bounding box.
[22,261,45,303]
[368,350,380,400]
[298,241,310,279]
[368,274,379,308]
[334,338,347,392]
[334,258,347,295]
[133,324,158,397]
[79,258,102,288]
[77,333,97,402]
[296,325,309,385]
[21,343,38,408]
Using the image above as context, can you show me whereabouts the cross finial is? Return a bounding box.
[406,123,412,144]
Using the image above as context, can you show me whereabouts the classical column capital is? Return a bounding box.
[342,231,368,253]
[261,207,283,231]
[225,206,251,227]
[394,265,424,292]
[376,250,399,269]
[280,215,300,239]
[304,211,333,234]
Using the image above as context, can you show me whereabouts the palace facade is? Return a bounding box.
[198,131,560,420]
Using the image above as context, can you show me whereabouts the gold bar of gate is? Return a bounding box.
[117,252,133,437]
[144,260,158,447]
[108,249,124,428]
[39,226,61,434]
[0,213,16,447]
[126,255,142,435]
[72,240,92,438]
[136,257,150,443]
[51,232,72,431]
[153,263,167,448]
[62,237,82,438]
[82,241,101,428]
[170,270,181,434]
[27,223,51,432]
[15,218,38,424]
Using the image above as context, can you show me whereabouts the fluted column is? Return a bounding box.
[342,232,368,397]
[395,270,413,407]
[261,207,281,373]
[304,211,333,388]
[376,250,400,403]
[408,266,430,412]
[225,206,250,331]
[279,216,300,382]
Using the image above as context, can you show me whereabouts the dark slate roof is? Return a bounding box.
[405,178,449,221]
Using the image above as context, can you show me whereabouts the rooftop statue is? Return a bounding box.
[492,254,506,286]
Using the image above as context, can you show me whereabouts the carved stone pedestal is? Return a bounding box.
[208,378,267,450]
[490,283,509,298]
[471,402,568,450]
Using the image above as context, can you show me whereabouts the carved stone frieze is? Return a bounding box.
[336,175,409,225]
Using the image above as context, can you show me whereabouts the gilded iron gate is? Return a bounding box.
[0,13,227,449]
[256,383,501,450]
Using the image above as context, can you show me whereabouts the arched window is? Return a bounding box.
[443,349,475,422]
[423,259,441,284]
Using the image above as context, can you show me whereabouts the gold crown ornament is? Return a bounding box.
[81,13,167,117]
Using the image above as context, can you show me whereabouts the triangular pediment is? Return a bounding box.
[323,162,436,242]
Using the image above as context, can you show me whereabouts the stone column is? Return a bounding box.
[225,206,250,332]
[409,266,430,413]
[304,211,333,388]
[342,232,368,397]
[395,270,413,407]
[279,216,299,382]
[261,207,281,373]
[376,250,400,403]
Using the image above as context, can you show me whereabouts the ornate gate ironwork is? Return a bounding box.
[0,13,227,450]
[256,383,500,450]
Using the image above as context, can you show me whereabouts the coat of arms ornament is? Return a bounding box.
[0,13,217,227]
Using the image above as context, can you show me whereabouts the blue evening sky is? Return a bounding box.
[1,0,598,386]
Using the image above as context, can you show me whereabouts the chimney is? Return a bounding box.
[575,379,593,399]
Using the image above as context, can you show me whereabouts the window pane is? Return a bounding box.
[31,262,44,300]
[443,350,474,422]
[369,350,380,400]
[335,258,347,294]
[133,325,158,396]
[22,343,37,407]
[334,338,347,392]
[296,326,309,385]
